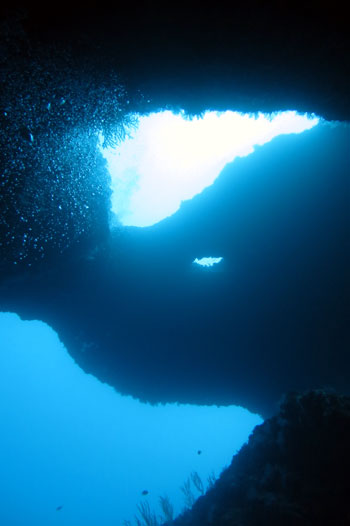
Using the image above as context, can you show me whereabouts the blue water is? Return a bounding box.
[0,313,261,525]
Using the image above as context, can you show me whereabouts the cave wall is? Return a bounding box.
[0,3,349,417]
[169,391,350,526]
[17,3,350,120]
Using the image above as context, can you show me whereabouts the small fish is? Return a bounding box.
[141,490,149,496]
[56,506,63,511]
[197,450,202,455]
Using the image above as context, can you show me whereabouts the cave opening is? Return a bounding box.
[1,2,349,523]
[2,110,348,524]
[1,103,349,524]
[100,109,320,229]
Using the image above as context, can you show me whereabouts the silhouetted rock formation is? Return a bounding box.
[5,3,349,120]
[1,121,348,417]
[168,390,350,526]
[0,4,349,416]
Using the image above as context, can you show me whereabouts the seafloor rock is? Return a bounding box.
[168,390,350,526]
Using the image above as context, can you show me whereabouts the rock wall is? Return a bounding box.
[0,4,349,417]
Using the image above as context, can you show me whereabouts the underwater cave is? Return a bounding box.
[0,3,349,525]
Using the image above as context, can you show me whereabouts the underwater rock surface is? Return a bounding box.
[0,5,349,417]
[1,121,348,418]
[167,390,350,526]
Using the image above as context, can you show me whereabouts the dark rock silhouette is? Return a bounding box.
[0,5,349,417]
[1,121,348,418]
[167,390,350,526]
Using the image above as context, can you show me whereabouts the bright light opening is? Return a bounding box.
[100,110,319,227]
[193,257,223,268]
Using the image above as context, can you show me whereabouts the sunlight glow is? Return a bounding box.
[193,257,223,268]
[101,110,319,227]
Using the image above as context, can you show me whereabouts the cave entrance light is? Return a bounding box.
[100,110,319,228]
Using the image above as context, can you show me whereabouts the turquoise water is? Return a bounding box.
[0,313,261,525]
